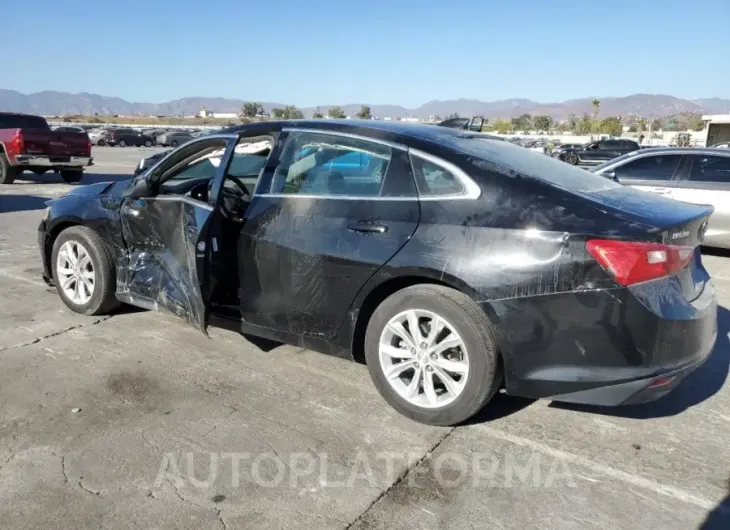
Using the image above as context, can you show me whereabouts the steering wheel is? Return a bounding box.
[211,176,250,220]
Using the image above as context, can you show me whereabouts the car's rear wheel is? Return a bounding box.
[0,153,20,184]
[364,284,500,426]
[119,140,127,147]
[52,226,119,315]
[564,152,579,165]
[170,140,179,147]
[97,139,106,147]
[60,170,83,183]
[144,140,152,147]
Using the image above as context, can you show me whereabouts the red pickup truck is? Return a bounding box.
[0,112,92,184]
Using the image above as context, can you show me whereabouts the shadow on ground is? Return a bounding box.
[12,171,132,186]
[0,194,49,213]
[550,306,730,419]
[701,485,730,529]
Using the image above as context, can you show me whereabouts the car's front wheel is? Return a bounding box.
[51,226,120,315]
[365,284,500,426]
[144,140,152,147]
[564,152,579,165]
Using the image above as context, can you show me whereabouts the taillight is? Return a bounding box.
[586,239,694,286]
[87,137,92,152]
[11,130,24,154]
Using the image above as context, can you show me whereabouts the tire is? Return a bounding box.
[97,139,106,147]
[0,153,20,184]
[170,140,178,147]
[564,152,579,165]
[51,226,120,315]
[144,140,152,147]
[364,284,500,426]
[60,169,83,183]
[119,140,127,147]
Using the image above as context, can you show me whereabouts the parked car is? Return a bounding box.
[157,131,194,147]
[592,147,730,249]
[549,143,584,158]
[134,149,171,176]
[102,129,155,147]
[53,126,88,134]
[711,142,729,149]
[88,128,111,146]
[0,112,92,184]
[38,120,717,426]
[558,139,641,165]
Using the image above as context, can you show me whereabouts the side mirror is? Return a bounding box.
[601,170,617,181]
[123,176,153,198]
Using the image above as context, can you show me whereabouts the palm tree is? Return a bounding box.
[591,99,600,139]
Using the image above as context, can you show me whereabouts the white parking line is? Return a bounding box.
[480,425,728,513]
[0,269,49,288]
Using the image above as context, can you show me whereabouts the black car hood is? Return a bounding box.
[57,180,132,199]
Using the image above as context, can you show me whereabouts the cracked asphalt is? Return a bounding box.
[0,147,729,529]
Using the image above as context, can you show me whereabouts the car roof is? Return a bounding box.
[624,147,730,157]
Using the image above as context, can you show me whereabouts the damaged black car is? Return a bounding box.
[38,120,718,426]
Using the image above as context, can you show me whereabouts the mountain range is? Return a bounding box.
[1,89,729,121]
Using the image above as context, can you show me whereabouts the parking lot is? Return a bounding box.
[0,146,728,529]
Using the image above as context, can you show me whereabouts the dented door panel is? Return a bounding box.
[117,196,213,331]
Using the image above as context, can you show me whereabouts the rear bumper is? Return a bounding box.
[15,154,92,168]
[485,276,718,406]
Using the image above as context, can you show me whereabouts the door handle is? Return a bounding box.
[347,222,388,234]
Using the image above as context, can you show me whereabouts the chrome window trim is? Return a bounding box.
[255,129,481,202]
[408,148,481,200]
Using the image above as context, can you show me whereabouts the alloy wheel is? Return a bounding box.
[56,240,95,305]
[379,309,469,409]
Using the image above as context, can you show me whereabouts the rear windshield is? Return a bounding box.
[450,136,621,192]
[0,114,50,130]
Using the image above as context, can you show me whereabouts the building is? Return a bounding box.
[702,114,730,147]
[199,107,239,120]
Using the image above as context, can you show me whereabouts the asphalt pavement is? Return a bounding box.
[0,146,728,529]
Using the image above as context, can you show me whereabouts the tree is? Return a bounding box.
[446,112,460,120]
[533,115,552,132]
[493,119,511,134]
[328,106,346,119]
[567,113,579,132]
[576,113,593,135]
[271,108,284,119]
[511,113,532,131]
[357,105,372,119]
[278,105,303,119]
[651,118,664,131]
[311,107,323,119]
[598,117,623,137]
[241,102,260,118]
[688,115,705,131]
[591,99,601,138]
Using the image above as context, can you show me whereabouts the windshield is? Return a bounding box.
[591,150,642,172]
[449,136,621,192]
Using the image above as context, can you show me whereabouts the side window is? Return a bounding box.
[688,156,730,183]
[224,137,273,195]
[600,141,619,150]
[270,132,391,197]
[614,155,682,181]
[410,154,465,197]
[155,140,229,187]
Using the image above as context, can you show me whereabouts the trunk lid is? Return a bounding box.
[582,186,713,301]
[21,129,90,157]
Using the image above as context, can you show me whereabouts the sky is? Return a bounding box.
[4,0,729,106]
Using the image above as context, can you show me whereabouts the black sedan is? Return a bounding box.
[37,120,717,426]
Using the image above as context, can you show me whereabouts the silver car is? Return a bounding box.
[592,147,730,248]
[157,131,194,147]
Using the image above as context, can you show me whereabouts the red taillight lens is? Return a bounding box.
[11,130,24,153]
[586,239,694,286]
